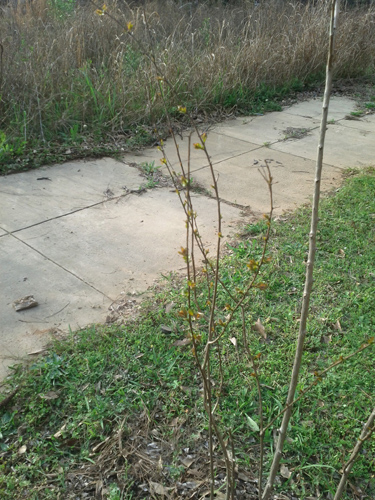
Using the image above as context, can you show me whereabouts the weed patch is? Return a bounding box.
[1,1,375,173]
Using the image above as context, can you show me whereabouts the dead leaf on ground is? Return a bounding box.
[321,334,332,344]
[333,319,342,331]
[149,481,171,497]
[168,417,180,427]
[253,318,267,339]
[266,316,280,323]
[39,391,59,400]
[32,328,54,335]
[180,456,195,468]
[201,489,225,499]
[186,468,203,479]
[182,480,203,490]
[53,423,67,438]
[238,472,257,483]
[160,325,173,334]
[28,348,47,356]
[280,464,292,479]
[165,302,174,314]
[172,338,191,347]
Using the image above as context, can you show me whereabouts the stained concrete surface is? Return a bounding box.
[272,122,375,168]
[189,150,342,214]
[214,112,320,146]
[1,96,374,381]
[15,190,241,300]
[125,130,261,172]
[0,157,143,233]
[282,96,357,119]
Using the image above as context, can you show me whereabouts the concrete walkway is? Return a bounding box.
[1,96,374,380]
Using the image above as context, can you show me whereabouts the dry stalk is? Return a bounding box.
[333,407,375,500]
[262,2,340,498]
[241,305,264,500]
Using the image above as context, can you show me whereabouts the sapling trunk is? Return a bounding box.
[261,1,340,498]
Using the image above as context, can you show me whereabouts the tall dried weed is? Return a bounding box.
[0,0,374,140]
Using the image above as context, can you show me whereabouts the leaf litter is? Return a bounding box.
[62,412,263,499]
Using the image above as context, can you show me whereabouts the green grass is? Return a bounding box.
[211,77,309,115]
[1,169,374,499]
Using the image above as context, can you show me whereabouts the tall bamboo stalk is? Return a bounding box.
[261,1,340,498]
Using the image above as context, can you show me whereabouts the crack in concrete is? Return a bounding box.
[4,228,115,302]
[2,193,130,236]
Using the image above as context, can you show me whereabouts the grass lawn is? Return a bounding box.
[0,167,374,499]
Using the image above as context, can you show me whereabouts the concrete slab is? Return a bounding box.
[214,113,320,147]
[16,189,242,300]
[0,234,109,380]
[124,131,260,173]
[0,158,143,233]
[283,96,357,119]
[0,228,7,237]
[338,113,375,132]
[191,149,342,215]
[272,123,375,169]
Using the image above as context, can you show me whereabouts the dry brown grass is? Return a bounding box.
[0,0,374,141]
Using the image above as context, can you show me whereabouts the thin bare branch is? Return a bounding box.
[333,407,375,500]
[241,306,264,500]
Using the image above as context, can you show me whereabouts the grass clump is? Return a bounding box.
[1,168,374,499]
[1,0,375,173]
